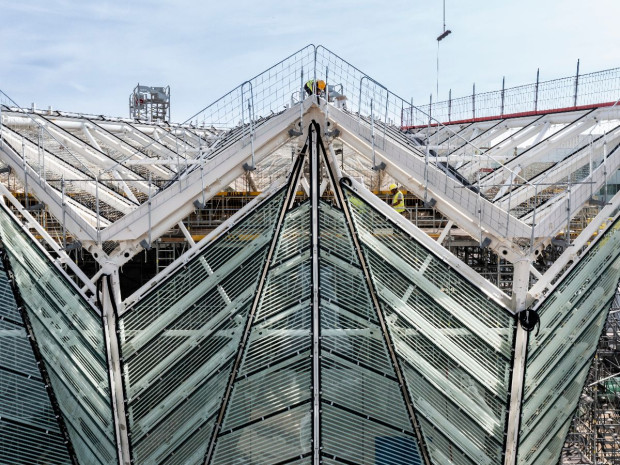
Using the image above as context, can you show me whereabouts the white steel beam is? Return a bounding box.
[503,260,530,465]
[0,135,98,241]
[328,104,532,245]
[87,124,172,180]
[480,112,597,188]
[496,127,620,211]
[99,102,306,244]
[1,127,138,215]
[533,140,620,238]
[463,119,546,181]
[43,120,155,196]
[101,273,131,465]
[0,183,96,293]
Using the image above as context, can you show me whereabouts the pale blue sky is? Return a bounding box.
[1,0,618,121]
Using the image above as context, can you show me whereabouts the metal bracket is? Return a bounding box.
[518,309,540,333]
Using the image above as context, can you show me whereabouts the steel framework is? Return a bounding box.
[0,45,620,465]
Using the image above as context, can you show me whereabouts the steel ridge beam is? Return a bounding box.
[329,105,532,241]
[309,122,321,465]
[327,114,528,261]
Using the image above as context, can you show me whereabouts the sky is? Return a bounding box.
[1,0,619,122]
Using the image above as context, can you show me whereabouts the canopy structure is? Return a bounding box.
[1,45,620,465]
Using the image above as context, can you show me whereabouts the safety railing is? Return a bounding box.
[410,67,620,124]
[186,45,612,242]
[3,45,619,248]
[185,45,316,129]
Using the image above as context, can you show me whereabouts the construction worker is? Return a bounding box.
[304,79,326,96]
[389,183,405,214]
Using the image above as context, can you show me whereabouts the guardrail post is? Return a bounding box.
[574,59,580,107]
[534,68,540,112]
[96,172,100,247]
[501,77,505,117]
[61,175,67,249]
[448,89,452,122]
[22,137,28,209]
[0,100,3,149]
[472,83,476,119]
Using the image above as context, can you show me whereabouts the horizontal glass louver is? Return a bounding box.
[345,188,514,465]
[0,205,116,465]
[0,260,71,465]
[518,219,620,465]
[119,189,287,464]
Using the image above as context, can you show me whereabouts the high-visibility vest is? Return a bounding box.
[349,195,365,211]
[392,191,405,213]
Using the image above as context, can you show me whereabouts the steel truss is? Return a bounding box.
[0,47,619,465]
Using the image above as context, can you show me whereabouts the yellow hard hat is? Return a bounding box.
[317,80,326,90]
[389,183,397,190]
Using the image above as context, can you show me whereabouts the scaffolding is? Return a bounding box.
[1,45,620,465]
[129,84,170,122]
[564,292,620,464]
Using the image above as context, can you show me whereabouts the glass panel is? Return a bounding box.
[158,423,214,465]
[418,417,477,465]
[318,201,424,464]
[0,261,71,465]
[211,404,312,465]
[322,404,423,465]
[215,202,312,461]
[224,354,311,431]
[0,206,116,465]
[518,219,620,465]
[132,361,231,464]
[346,189,514,465]
[119,189,286,462]
[322,355,411,433]
[273,202,310,262]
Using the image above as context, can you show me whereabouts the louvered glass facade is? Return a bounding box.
[345,187,515,465]
[0,151,619,465]
[0,205,117,465]
[518,220,620,465]
[0,260,71,465]
[120,189,287,464]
